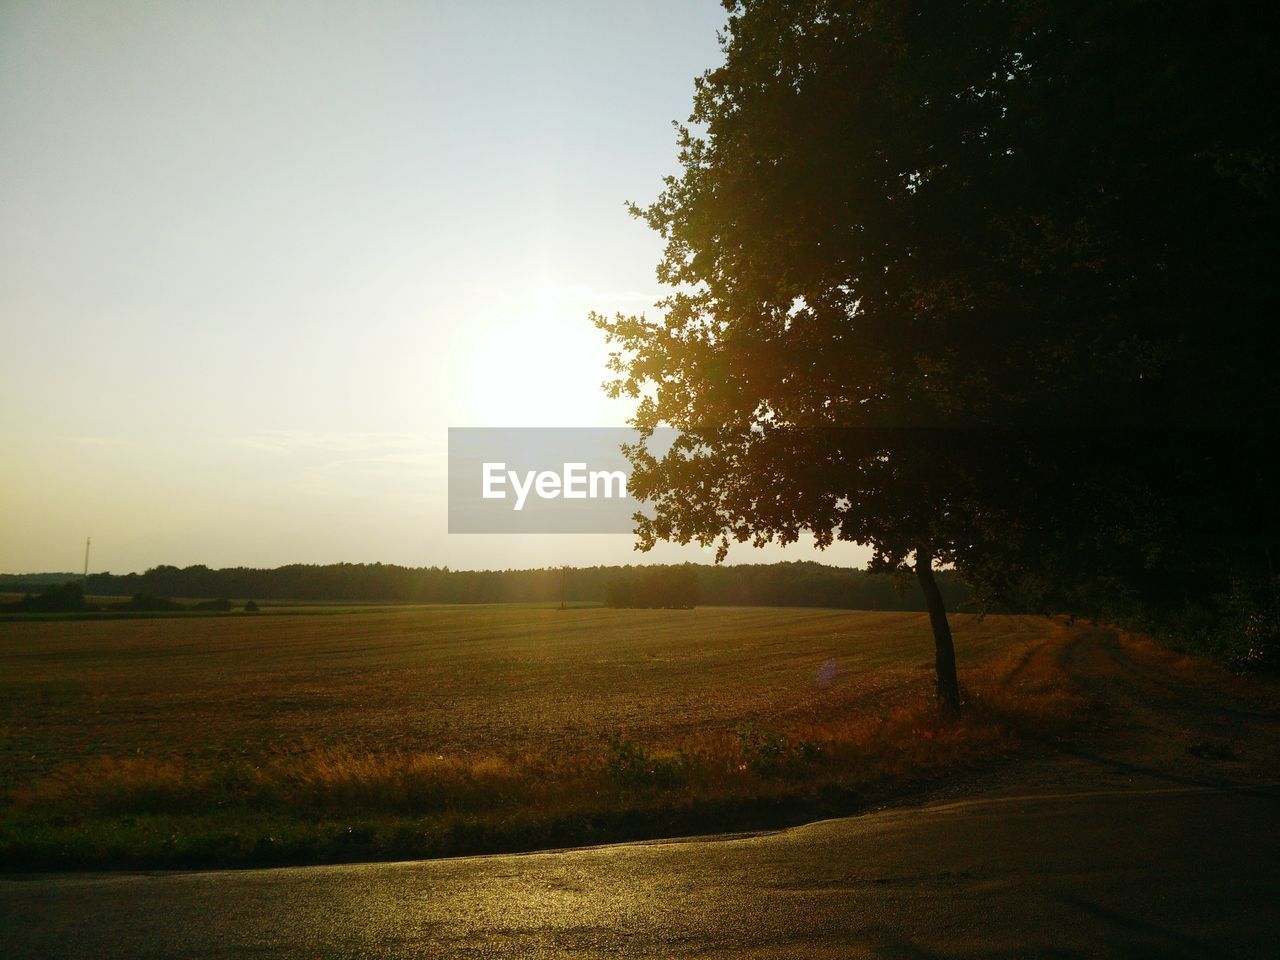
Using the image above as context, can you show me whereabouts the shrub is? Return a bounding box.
[12,582,91,612]
[735,723,819,779]
[117,593,183,612]
[607,739,688,787]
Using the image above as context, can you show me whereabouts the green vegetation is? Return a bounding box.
[0,561,971,616]
[596,0,1280,709]
[2,583,257,620]
[0,605,1087,869]
[5,582,90,614]
[604,566,699,608]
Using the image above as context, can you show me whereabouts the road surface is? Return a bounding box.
[3,785,1277,958]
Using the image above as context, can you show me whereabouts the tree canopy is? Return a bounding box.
[596,0,1280,699]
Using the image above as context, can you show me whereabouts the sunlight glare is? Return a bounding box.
[461,285,629,427]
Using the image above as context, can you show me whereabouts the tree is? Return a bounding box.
[15,581,90,613]
[604,567,701,609]
[596,0,1279,711]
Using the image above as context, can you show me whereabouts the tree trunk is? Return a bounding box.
[915,544,961,717]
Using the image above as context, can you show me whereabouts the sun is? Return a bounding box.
[460,294,627,428]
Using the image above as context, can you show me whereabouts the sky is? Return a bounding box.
[0,0,873,574]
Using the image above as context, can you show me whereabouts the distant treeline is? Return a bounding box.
[0,561,972,612]
[604,567,701,609]
[2,581,261,615]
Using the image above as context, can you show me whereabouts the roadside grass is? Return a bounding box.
[0,607,1089,869]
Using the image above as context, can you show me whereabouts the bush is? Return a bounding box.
[607,740,688,788]
[11,582,91,613]
[1221,577,1280,670]
[116,593,183,612]
[735,723,820,779]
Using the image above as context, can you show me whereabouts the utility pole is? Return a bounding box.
[83,537,91,583]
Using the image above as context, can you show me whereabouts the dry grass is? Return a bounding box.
[0,606,1088,868]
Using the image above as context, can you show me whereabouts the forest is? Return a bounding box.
[0,561,969,613]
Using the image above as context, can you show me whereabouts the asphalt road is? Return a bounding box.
[3,785,1277,959]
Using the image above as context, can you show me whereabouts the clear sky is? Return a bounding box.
[1,0,873,574]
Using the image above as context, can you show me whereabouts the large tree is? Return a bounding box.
[597,0,1279,711]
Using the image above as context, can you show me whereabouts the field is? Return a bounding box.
[0,605,1083,869]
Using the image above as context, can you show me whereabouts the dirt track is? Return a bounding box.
[975,625,1280,797]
